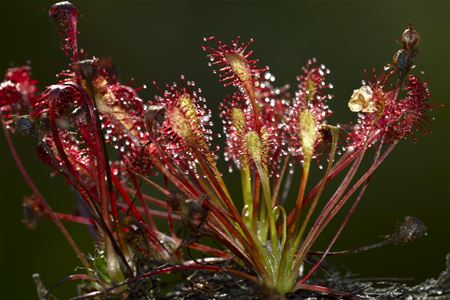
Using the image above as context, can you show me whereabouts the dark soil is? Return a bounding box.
[159,253,450,300]
[36,253,450,299]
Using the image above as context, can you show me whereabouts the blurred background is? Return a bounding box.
[1,0,449,298]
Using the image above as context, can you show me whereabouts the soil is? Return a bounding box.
[37,253,450,299]
[158,253,450,300]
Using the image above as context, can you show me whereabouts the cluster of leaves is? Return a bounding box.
[0,2,433,298]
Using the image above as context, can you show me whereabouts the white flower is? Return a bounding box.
[348,85,375,113]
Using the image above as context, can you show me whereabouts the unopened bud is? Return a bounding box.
[78,59,96,81]
[15,115,37,136]
[144,105,165,135]
[402,24,420,50]
[49,1,78,21]
[182,199,208,235]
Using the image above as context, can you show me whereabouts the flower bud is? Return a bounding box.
[144,105,165,135]
[78,59,96,81]
[15,115,37,136]
[392,49,409,71]
[402,24,420,50]
[49,1,79,61]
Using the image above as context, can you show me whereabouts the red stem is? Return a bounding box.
[126,188,168,209]
[167,206,176,238]
[187,243,231,259]
[300,141,397,283]
[295,283,353,298]
[54,213,94,225]
[135,264,258,285]
[1,122,91,272]
[131,174,156,231]
[110,174,143,221]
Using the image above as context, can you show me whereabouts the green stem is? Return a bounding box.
[292,127,339,251]
[274,158,312,292]
[255,162,279,269]
[272,155,290,205]
[240,166,253,227]
[274,206,287,249]
[275,128,338,292]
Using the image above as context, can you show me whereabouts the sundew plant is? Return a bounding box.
[0,2,434,298]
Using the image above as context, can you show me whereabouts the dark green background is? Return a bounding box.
[1,0,449,298]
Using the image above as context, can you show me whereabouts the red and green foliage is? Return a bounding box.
[0,2,433,298]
